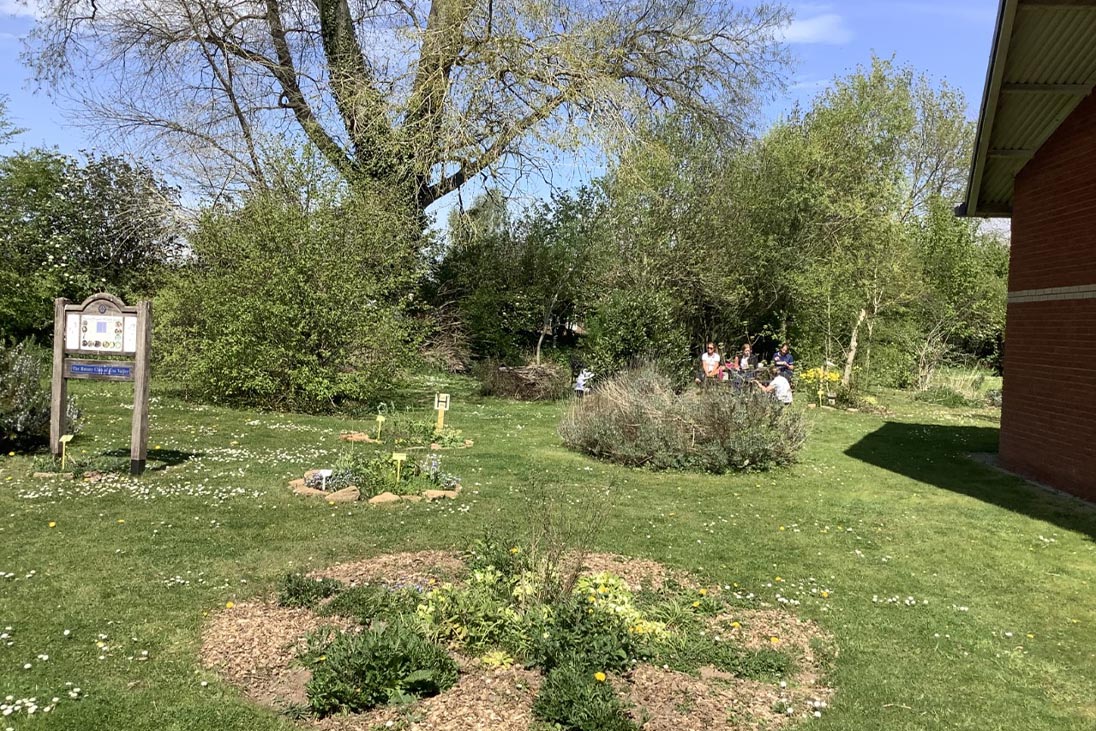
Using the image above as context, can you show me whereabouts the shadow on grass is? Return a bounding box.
[845,422,1096,541]
[97,448,202,472]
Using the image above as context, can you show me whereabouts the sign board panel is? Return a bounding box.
[434,393,451,411]
[64,359,135,381]
[65,312,138,354]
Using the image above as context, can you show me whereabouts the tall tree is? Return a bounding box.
[29,0,790,206]
[0,150,181,339]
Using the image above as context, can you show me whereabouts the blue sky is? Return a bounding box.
[0,1,1001,172]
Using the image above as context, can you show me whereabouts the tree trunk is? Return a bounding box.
[842,308,867,387]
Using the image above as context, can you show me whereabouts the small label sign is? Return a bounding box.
[434,393,450,411]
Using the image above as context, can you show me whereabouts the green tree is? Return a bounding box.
[156,180,424,411]
[30,0,790,205]
[0,149,180,340]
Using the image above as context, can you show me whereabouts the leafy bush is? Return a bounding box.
[304,449,460,497]
[319,585,421,624]
[526,593,649,674]
[912,386,977,408]
[278,574,343,609]
[475,359,572,401]
[0,341,82,450]
[985,389,1002,408]
[559,367,807,472]
[532,664,639,731]
[583,289,691,381]
[304,623,458,717]
[156,185,422,412]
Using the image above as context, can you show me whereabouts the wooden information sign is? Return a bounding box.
[51,293,152,475]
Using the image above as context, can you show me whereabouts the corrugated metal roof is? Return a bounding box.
[963,0,1096,218]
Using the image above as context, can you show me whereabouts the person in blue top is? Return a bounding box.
[773,343,795,381]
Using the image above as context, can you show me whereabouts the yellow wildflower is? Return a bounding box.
[821,591,830,599]
[770,636,781,644]
[225,601,235,609]
[698,588,708,596]
[48,521,56,528]
[593,672,606,683]
[691,601,701,608]
[731,621,741,629]
[117,519,125,524]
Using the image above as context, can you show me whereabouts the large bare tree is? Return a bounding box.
[27,0,790,206]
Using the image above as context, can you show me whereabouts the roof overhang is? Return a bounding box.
[962,0,1096,218]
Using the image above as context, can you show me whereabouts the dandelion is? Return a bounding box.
[731,621,741,629]
[509,547,520,555]
[698,588,708,596]
[593,672,606,682]
[48,522,56,528]
[225,601,235,609]
[116,519,125,524]
[770,636,781,644]
[691,601,701,608]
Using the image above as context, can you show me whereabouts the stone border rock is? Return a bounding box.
[288,470,461,505]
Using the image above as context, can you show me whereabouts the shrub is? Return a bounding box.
[475,359,572,401]
[583,289,691,381]
[912,386,977,408]
[156,185,423,412]
[278,574,343,609]
[559,367,807,472]
[0,341,82,450]
[304,623,458,717]
[532,664,639,731]
[319,585,421,624]
[305,450,460,497]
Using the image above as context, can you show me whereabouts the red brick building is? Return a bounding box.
[963,0,1096,501]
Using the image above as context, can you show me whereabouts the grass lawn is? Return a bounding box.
[1,376,1093,730]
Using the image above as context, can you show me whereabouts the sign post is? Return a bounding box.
[392,452,407,484]
[375,414,386,440]
[50,293,153,476]
[434,393,450,433]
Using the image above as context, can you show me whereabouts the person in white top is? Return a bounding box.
[696,341,721,384]
[756,367,793,404]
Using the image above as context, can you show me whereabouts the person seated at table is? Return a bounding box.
[755,367,793,405]
[773,343,795,380]
[718,347,739,380]
[695,341,722,384]
[736,342,759,372]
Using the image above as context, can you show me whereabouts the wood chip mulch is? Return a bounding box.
[308,550,466,588]
[199,551,835,729]
[567,552,698,590]
[200,601,356,709]
[314,666,542,731]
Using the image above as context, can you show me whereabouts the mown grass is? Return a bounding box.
[0,376,1093,730]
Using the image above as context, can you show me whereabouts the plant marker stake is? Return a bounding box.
[392,452,407,485]
[375,414,386,440]
[434,393,450,433]
[59,434,74,470]
[318,468,333,491]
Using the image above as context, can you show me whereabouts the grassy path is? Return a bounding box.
[0,378,1092,730]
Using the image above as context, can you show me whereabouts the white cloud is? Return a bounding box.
[780,13,854,45]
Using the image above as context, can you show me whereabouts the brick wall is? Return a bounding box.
[1002,90,1096,501]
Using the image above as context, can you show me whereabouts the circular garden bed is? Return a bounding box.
[201,548,835,730]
